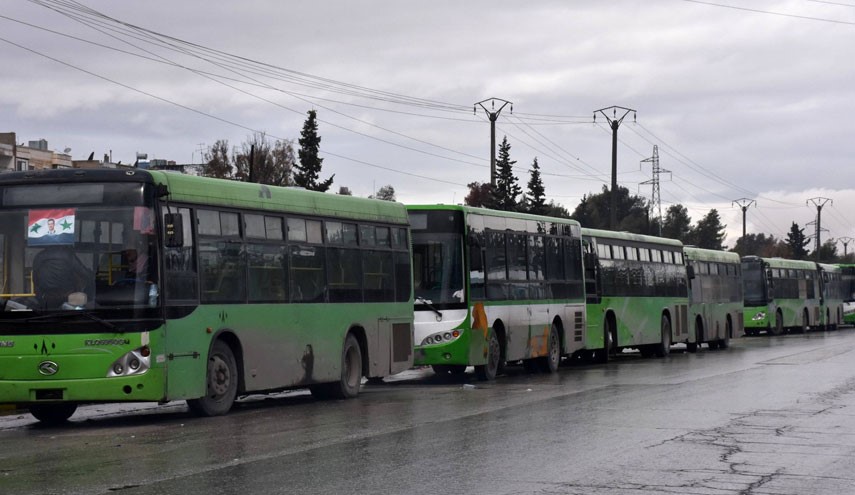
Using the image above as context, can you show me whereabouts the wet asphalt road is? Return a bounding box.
[3,329,855,495]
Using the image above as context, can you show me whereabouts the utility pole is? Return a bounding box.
[640,145,670,236]
[839,236,854,257]
[732,198,756,241]
[196,143,206,164]
[594,105,636,230]
[807,197,832,261]
[474,98,513,187]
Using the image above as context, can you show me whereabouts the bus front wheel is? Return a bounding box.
[770,310,784,336]
[475,331,500,381]
[718,320,732,349]
[654,315,672,358]
[187,340,239,417]
[538,323,561,373]
[29,403,77,425]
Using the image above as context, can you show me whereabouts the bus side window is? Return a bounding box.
[468,231,485,300]
[164,207,198,301]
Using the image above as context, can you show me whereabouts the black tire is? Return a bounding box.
[312,333,362,400]
[538,323,561,373]
[654,315,672,358]
[187,340,239,417]
[770,310,784,336]
[29,403,77,425]
[688,320,702,353]
[595,318,615,364]
[719,320,732,349]
[475,331,500,381]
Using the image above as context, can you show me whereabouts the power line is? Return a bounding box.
[681,0,855,25]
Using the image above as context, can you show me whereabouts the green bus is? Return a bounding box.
[818,263,845,330]
[408,205,586,380]
[742,256,822,335]
[0,169,413,423]
[582,228,689,360]
[838,264,855,324]
[683,246,743,351]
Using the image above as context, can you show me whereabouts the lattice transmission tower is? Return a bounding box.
[641,145,670,236]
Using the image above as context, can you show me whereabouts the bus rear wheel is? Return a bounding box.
[654,315,672,358]
[475,331,500,381]
[29,403,77,425]
[718,320,732,349]
[188,340,239,417]
[312,333,363,400]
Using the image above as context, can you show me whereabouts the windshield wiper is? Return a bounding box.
[20,310,119,332]
[415,296,443,319]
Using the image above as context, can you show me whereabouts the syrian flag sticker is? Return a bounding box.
[28,209,76,246]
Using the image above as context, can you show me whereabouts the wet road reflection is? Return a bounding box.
[3,330,855,494]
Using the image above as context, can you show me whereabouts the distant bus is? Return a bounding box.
[742,256,822,335]
[0,169,413,423]
[407,205,586,380]
[818,263,845,330]
[683,246,743,351]
[582,228,688,360]
[837,264,855,324]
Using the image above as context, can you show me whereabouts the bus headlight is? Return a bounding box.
[752,312,766,321]
[107,346,151,377]
[420,330,462,346]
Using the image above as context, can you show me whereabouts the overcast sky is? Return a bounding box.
[2,0,854,248]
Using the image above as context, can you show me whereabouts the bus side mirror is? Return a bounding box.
[164,213,184,247]
[686,265,695,280]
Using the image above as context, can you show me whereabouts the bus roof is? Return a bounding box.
[742,255,818,270]
[406,204,580,226]
[683,246,740,264]
[149,171,409,224]
[581,227,683,248]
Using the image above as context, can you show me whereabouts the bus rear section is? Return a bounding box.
[582,228,688,361]
[408,205,586,380]
[683,246,743,351]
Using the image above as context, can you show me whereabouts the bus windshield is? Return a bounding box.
[412,232,465,307]
[0,182,159,317]
[742,260,767,306]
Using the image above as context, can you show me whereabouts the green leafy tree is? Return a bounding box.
[543,200,571,219]
[464,181,492,208]
[662,204,693,243]
[815,239,838,262]
[293,110,334,192]
[233,132,294,186]
[732,233,778,257]
[370,185,396,201]
[693,209,726,249]
[524,157,547,215]
[489,136,522,211]
[786,222,810,260]
[202,139,233,179]
[571,185,649,233]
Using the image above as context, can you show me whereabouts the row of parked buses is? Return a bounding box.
[0,170,849,424]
